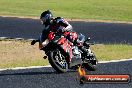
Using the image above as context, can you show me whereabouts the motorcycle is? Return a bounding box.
[34,31,98,73]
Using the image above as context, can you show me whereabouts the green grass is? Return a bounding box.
[0,0,132,21]
[91,44,132,61]
[0,40,132,68]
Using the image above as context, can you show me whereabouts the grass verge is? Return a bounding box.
[0,0,132,21]
[0,39,49,69]
[91,44,132,61]
[0,39,132,69]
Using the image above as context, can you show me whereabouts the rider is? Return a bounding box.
[31,10,77,49]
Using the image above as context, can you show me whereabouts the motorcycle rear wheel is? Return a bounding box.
[83,63,97,71]
[48,49,68,73]
[83,55,98,71]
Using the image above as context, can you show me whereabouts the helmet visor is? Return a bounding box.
[41,17,47,24]
[41,14,51,24]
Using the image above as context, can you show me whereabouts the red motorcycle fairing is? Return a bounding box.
[63,31,78,42]
[47,31,78,64]
[57,36,73,62]
[48,31,55,41]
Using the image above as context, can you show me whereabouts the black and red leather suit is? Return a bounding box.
[40,17,77,45]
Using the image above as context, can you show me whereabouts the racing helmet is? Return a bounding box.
[40,10,53,25]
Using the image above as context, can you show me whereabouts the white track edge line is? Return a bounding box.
[99,58,132,63]
[0,37,36,41]
[0,65,51,71]
[0,58,132,71]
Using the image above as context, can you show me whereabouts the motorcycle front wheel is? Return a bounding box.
[48,49,68,73]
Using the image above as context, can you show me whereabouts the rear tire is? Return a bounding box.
[83,63,97,71]
[48,49,68,73]
[83,55,98,71]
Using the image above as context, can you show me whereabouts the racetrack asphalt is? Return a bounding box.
[0,16,132,44]
[0,16,132,88]
[0,60,132,88]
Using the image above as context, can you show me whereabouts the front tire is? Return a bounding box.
[48,49,68,73]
